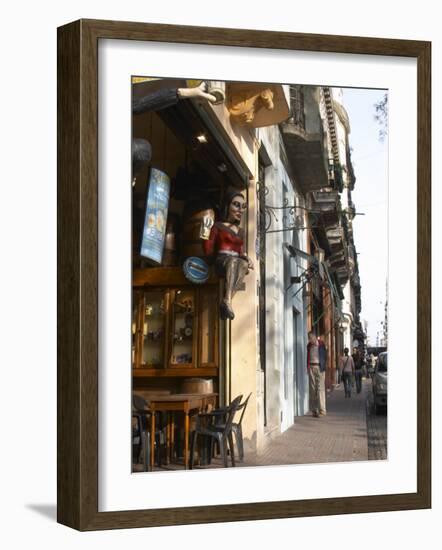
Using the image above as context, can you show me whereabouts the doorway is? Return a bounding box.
[293,307,305,417]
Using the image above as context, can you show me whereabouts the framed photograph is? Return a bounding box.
[57,19,431,530]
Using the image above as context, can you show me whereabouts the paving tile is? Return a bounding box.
[242,379,370,467]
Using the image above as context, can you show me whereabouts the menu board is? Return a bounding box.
[140,168,170,264]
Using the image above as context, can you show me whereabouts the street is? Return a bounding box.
[365,379,388,460]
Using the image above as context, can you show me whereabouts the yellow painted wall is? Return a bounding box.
[209,98,262,452]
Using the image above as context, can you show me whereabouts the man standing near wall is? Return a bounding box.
[307,331,328,417]
[352,347,363,394]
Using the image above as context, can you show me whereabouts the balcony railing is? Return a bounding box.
[288,85,305,130]
[328,159,344,191]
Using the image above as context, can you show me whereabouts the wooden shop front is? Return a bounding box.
[131,79,251,409]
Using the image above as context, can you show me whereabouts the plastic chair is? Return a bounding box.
[212,392,252,462]
[189,395,243,469]
[132,394,151,471]
[132,393,165,471]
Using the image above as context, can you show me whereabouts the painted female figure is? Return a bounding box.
[203,192,253,320]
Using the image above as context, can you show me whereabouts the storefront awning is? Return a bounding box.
[133,78,252,189]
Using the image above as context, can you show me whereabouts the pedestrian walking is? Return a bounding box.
[337,356,342,385]
[368,352,376,379]
[307,331,327,417]
[352,347,363,394]
[339,348,355,398]
[362,353,369,379]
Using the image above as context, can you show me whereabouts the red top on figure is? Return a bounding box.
[203,222,245,257]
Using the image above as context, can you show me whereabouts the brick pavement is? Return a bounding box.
[241,378,370,467]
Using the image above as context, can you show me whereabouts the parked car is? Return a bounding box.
[372,351,387,414]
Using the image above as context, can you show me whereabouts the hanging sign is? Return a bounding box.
[183,257,210,284]
[140,168,170,264]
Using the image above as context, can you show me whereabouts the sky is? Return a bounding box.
[339,87,388,346]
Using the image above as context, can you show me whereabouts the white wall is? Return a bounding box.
[259,122,310,434]
[259,125,296,434]
[259,125,285,436]
[1,1,440,549]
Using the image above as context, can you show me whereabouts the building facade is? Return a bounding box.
[131,79,364,458]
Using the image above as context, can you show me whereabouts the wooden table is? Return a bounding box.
[135,392,218,470]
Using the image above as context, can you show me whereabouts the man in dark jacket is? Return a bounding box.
[307,331,327,417]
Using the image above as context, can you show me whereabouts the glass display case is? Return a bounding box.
[132,290,167,368]
[132,283,219,373]
[170,290,194,365]
[141,291,166,367]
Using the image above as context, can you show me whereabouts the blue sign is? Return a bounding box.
[140,168,170,264]
[183,257,210,284]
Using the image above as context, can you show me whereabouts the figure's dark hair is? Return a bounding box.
[220,190,245,222]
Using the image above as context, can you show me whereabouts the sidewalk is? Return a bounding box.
[141,378,372,472]
[242,378,370,467]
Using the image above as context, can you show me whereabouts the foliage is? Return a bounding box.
[374,93,388,141]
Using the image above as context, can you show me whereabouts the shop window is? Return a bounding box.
[133,290,167,368]
[132,286,219,372]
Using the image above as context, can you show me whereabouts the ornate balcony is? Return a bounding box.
[309,190,347,274]
[326,226,345,253]
[310,189,340,228]
[280,86,330,193]
[328,245,350,285]
[353,279,362,314]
